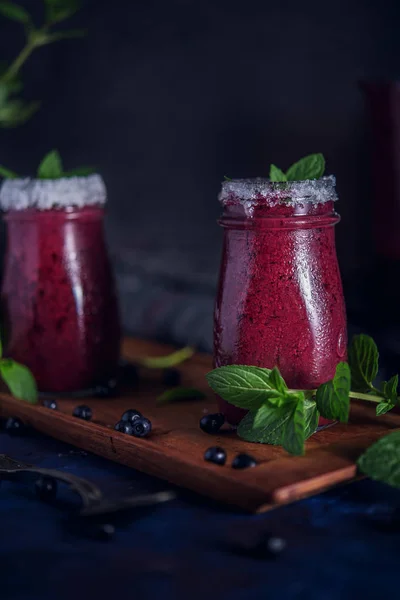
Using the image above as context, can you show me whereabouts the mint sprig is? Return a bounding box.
[0,149,97,180]
[269,153,325,182]
[206,335,400,456]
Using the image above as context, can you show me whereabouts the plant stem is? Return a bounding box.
[1,41,35,83]
[348,391,382,403]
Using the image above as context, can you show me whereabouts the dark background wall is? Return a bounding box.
[0,0,399,350]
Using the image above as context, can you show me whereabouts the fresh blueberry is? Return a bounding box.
[204,446,226,466]
[232,453,257,469]
[73,405,92,421]
[162,368,181,386]
[121,409,142,424]
[199,413,225,434]
[131,417,152,438]
[43,398,58,410]
[35,476,57,502]
[94,379,119,398]
[4,416,26,435]
[114,420,133,435]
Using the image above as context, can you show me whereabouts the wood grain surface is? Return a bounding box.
[0,337,398,513]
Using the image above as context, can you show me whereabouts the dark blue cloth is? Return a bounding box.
[1,429,399,600]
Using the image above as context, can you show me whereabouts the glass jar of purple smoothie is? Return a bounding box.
[0,175,121,394]
[214,176,347,426]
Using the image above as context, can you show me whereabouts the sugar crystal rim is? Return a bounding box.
[0,174,106,211]
[219,175,337,207]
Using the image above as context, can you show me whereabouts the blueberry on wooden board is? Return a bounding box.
[114,421,133,435]
[121,409,142,424]
[204,446,227,466]
[131,417,152,438]
[199,413,225,434]
[94,379,119,398]
[73,405,92,421]
[43,399,58,410]
[231,453,257,469]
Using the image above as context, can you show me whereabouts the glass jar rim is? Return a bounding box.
[219,175,337,207]
[0,174,106,211]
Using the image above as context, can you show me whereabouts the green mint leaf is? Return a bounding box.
[316,362,351,423]
[156,387,206,405]
[0,164,18,178]
[37,149,63,179]
[269,164,287,182]
[44,0,80,24]
[223,175,232,181]
[206,365,280,410]
[63,166,96,177]
[376,402,395,416]
[357,431,400,489]
[268,367,288,394]
[348,334,379,393]
[383,374,398,404]
[238,396,317,449]
[285,153,325,181]
[0,1,31,24]
[0,359,38,403]
[138,346,194,369]
[282,397,306,456]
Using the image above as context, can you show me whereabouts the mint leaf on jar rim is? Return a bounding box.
[316,362,350,423]
[269,164,287,182]
[348,334,379,393]
[37,149,63,179]
[0,359,38,404]
[63,166,97,177]
[285,153,325,181]
[357,431,400,489]
[138,346,194,369]
[0,164,19,179]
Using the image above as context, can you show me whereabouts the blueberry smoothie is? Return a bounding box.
[214,177,347,425]
[0,176,120,393]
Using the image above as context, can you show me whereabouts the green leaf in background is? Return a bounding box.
[357,430,400,488]
[206,365,279,410]
[156,387,206,405]
[348,334,379,393]
[0,164,18,178]
[282,397,306,456]
[286,153,325,181]
[223,175,232,181]
[44,0,81,24]
[269,164,287,182]
[0,359,38,403]
[138,346,194,369]
[63,166,97,177]
[0,1,31,24]
[315,362,351,423]
[37,149,63,178]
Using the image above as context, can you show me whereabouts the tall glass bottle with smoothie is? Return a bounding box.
[214,174,347,426]
[0,174,121,394]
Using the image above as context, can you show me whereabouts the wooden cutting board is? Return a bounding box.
[0,337,398,513]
